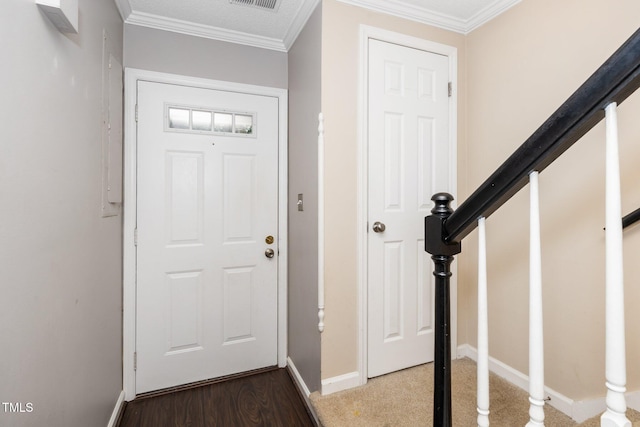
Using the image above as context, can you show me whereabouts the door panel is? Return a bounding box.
[368,39,450,378]
[136,81,279,393]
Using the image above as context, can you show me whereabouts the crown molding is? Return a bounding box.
[114,0,132,21]
[466,0,522,33]
[117,0,320,52]
[125,10,288,52]
[282,0,321,50]
[337,0,467,33]
[336,0,521,34]
[117,0,517,52]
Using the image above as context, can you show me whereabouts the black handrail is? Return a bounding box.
[443,27,640,244]
[623,207,640,229]
[425,27,640,427]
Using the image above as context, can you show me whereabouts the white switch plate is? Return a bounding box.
[36,0,78,34]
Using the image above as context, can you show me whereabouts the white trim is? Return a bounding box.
[337,0,521,34]
[118,0,517,50]
[317,112,325,333]
[457,345,573,419]
[123,68,288,400]
[122,68,138,401]
[357,25,458,386]
[122,1,320,53]
[287,357,311,397]
[466,0,523,33]
[282,0,320,51]
[321,371,362,396]
[276,78,289,370]
[107,391,125,427]
[357,31,368,384]
[457,344,640,423]
[287,358,321,426]
[342,0,467,33]
[125,11,287,52]
[114,0,131,21]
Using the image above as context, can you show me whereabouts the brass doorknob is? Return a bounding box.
[372,221,386,233]
[265,248,275,258]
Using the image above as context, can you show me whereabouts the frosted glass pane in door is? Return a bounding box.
[235,114,253,134]
[192,110,212,131]
[214,113,233,132]
[168,107,190,129]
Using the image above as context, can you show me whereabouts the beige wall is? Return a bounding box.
[288,2,323,392]
[320,0,467,379]
[463,0,640,400]
[0,0,124,425]
[320,0,640,402]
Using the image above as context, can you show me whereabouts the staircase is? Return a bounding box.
[425,27,640,427]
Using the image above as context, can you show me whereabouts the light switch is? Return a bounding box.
[297,194,304,212]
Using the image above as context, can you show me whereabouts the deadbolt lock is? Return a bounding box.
[265,235,274,245]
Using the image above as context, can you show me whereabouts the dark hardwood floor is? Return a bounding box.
[118,368,317,427]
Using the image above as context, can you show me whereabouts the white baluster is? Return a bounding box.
[318,112,325,333]
[601,102,630,427]
[477,217,490,427]
[527,171,545,427]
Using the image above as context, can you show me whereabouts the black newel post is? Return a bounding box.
[425,193,461,427]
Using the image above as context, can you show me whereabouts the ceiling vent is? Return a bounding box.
[229,0,281,12]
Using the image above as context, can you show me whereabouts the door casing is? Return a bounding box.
[357,26,458,386]
[123,68,288,401]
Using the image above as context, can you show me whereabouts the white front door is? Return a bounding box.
[135,81,279,393]
[367,39,451,377]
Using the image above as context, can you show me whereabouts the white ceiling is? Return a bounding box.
[114,0,521,52]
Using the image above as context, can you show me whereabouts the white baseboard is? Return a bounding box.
[287,357,321,426]
[321,370,361,396]
[107,390,125,427]
[457,344,640,423]
[287,357,312,397]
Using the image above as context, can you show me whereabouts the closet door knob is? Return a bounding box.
[372,222,386,233]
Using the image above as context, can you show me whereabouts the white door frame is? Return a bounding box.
[122,68,288,401]
[357,26,458,386]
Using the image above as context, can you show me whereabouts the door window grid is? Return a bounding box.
[166,105,255,137]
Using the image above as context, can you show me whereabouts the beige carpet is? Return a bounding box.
[310,358,640,426]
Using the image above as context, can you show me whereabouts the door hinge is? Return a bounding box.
[133,352,137,371]
[448,82,453,97]
[134,228,138,246]
[135,103,138,122]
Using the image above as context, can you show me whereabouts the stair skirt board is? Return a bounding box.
[457,344,640,423]
[287,357,321,426]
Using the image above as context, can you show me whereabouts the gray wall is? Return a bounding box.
[124,25,288,89]
[287,3,322,393]
[0,1,123,426]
